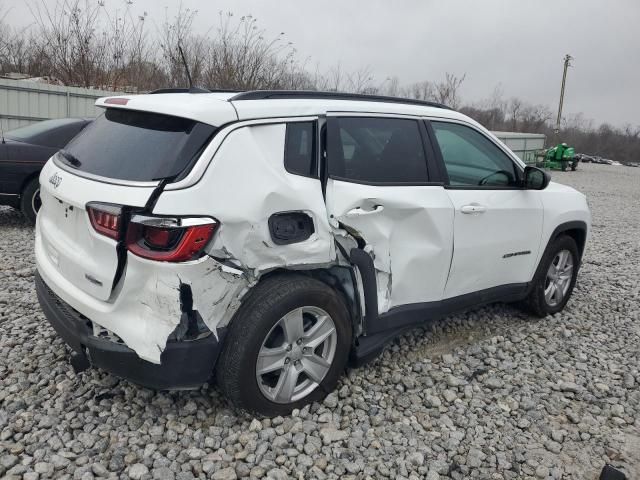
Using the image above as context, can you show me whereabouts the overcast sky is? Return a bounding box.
[4,0,639,127]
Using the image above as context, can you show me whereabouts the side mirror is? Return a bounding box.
[523,166,550,190]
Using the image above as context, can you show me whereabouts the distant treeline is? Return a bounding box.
[1,1,638,161]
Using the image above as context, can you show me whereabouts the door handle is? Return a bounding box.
[345,205,384,217]
[460,204,486,214]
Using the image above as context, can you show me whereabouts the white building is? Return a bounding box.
[492,131,546,164]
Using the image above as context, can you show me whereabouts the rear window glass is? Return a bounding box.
[61,109,216,182]
[284,122,317,177]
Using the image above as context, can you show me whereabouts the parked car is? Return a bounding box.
[575,153,594,163]
[0,118,91,223]
[34,90,591,415]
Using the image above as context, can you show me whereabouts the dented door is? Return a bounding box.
[324,115,454,314]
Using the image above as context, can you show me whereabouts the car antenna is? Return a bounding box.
[178,44,195,92]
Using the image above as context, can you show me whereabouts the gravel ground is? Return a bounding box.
[1,163,639,480]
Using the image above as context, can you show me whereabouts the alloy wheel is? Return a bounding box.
[544,249,574,307]
[256,306,337,404]
[31,188,42,215]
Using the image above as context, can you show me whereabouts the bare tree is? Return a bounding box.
[200,12,302,90]
[434,72,466,108]
[508,97,523,130]
[346,65,374,93]
[401,80,435,101]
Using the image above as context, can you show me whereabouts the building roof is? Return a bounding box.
[492,131,546,139]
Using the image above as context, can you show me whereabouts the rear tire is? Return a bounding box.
[524,235,579,317]
[20,178,41,225]
[216,274,352,416]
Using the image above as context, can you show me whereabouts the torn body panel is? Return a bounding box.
[36,227,249,363]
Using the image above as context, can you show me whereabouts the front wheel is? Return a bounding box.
[20,178,41,224]
[216,275,352,416]
[524,235,579,317]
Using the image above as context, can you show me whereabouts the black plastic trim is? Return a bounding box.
[547,220,588,260]
[444,185,526,191]
[350,281,530,364]
[36,272,225,390]
[268,211,315,245]
[348,248,378,329]
[369,283,530,334]
[348,248,529,335]
[423,120,450,184]
[229,90,451,109]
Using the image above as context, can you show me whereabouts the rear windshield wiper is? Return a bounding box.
[58,149,82,168]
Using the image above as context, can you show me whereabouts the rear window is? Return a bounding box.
[61,109,216,182]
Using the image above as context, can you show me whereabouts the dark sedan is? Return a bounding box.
[0,118,91,223]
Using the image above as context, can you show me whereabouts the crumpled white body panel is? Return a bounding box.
[326,179,455,313]
[36,222,249,363]
[154,122,336,273]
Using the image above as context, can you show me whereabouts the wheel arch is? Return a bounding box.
[256,266,362,334]
[548,220,588,260]
[20,170,42,197]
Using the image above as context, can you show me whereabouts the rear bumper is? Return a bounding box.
[35,272,225,390]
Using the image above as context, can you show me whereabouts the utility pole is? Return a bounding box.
[555,54,573,136]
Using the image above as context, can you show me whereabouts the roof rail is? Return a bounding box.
[228,90,450,109]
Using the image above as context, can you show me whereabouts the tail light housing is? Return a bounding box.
[87,203,123,240]
[125,215,217,262]
[87,203,217,262]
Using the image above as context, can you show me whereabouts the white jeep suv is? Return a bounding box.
[35,90,590,415]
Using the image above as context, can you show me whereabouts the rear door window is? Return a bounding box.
[327,117,429,184]
[61,109,216,182]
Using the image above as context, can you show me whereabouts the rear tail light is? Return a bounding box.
[87,203,217,262]
[126,215,217,262]
[87,203,123,240]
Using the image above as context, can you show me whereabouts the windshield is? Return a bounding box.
[61,109,217,182]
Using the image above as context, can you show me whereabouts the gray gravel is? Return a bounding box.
[1,163,639,479]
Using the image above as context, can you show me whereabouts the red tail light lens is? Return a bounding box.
[87,203,123,240]
[126,216,217,262]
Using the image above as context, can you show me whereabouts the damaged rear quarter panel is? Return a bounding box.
[153,121,336,273]
[101,254,249,364]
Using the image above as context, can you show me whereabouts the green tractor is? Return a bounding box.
[536,143,578,171]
